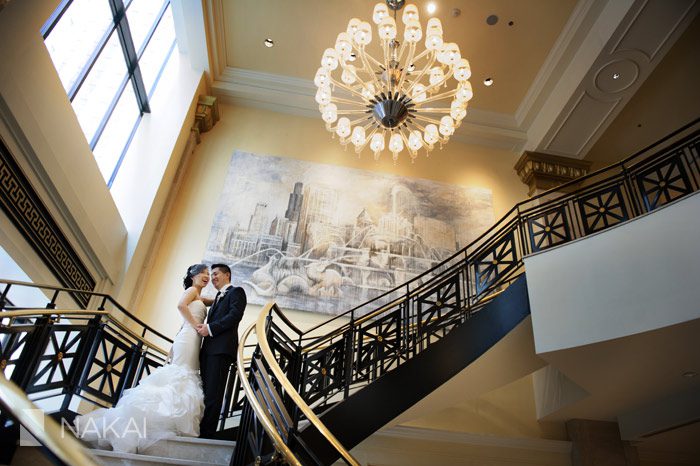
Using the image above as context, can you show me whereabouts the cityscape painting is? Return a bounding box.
[203,151,495,315]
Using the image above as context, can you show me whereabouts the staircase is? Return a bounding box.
[1,121,698,466]
[86,436,235,466]
[231,121,700,465]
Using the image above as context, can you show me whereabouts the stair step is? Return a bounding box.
[85,435,235,465]
[89,447,230,466]
[141,436,235,464]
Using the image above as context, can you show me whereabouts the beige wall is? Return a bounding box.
[135,103,528,338]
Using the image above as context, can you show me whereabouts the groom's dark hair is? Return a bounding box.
[211,263,231,279]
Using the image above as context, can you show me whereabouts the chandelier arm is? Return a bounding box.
[355,46,385,91]
[382,40,392,94]
[353,43,384,69]
[331,96,370,106]
[336,110,372,115]
[417,88,459,105]
[413,107,451,113]
[409,47,431,65]
[395,42,416,91]
[329,77,369,100]
[338,61,378,95]
[404,54,437,95]
[413,114,443,126]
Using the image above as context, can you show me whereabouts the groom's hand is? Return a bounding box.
[196,324,210,337]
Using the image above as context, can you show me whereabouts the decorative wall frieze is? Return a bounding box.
[0,137,95,306]
[514,151,592,196]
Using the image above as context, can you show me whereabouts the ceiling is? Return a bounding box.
[221,0,577,115]
[206,0,700,158]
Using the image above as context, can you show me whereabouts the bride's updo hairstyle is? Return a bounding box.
[183,263,208,289]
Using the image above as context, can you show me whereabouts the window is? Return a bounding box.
[43,0,177,186]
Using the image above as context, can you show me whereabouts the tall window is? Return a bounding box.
[43,0,177,186]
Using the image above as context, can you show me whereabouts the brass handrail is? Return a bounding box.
[0,376,100,466]
[236,320,302,466]
[256,303,360,466]
[0,308,169,356]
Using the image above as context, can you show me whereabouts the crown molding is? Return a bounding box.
[515,0,601,128]
[376,425,572,454]
[212,67,529,152]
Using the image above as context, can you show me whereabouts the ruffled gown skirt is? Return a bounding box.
[76,302,206,453]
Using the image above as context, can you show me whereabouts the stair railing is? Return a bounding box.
[233,120,700,463]
[0,374,99,465]
[234,303,360,465]
[0,280,249,452]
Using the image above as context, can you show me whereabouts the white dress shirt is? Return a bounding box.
[207,283,232,336]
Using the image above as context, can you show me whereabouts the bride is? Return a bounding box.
[76,264,211,452]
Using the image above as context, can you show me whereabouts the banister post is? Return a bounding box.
[343,311,355,399]
[10,315,53,391]
[0,283,10,310]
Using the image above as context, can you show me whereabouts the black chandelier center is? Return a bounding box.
[369,92,415,129]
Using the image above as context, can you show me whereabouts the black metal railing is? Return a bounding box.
[232,120,700,464]
[0,280,249,444]
[2,120,698,465]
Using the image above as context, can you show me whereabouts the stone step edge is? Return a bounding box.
[89,449,228,466]
[162,435,236,447]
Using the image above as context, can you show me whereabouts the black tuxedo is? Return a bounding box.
[199,284,246,437]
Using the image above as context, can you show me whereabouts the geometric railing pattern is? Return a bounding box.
[0,282,249,436]
[2,122,698,466]
[233,122,700,465]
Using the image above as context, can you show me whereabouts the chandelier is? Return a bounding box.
[315,0,473,162]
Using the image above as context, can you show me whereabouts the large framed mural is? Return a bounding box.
[204,151,494,315]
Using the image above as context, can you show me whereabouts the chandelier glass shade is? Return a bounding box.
[315,2,473,162]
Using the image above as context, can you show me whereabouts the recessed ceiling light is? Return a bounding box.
[426,3,436,14]
[484,77,494,86]
[348,52,357,62]
[407,63,415,72]
[612,72,621,80]
[486,14,499,25]
[264,38,274,48]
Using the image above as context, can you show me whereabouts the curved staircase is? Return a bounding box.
[1,121,698,465]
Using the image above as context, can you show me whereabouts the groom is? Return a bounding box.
[196,263,246,438]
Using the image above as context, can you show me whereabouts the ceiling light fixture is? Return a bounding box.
[484,77,493,86]
[426,3,437,14]
[315,1,472,162]
[264,38,274,48]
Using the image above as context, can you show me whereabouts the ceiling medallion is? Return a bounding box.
[315,1,473,162]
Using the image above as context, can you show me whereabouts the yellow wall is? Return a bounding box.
[403,374,567,440]
[135,103,527,339]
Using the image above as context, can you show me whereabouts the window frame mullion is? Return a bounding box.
[108,0,150,114]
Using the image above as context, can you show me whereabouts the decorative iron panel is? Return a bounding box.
[577,185,629,235]
[79,329,135,405]
[474,230,518,295]
[301,338,346,404]
[416,274,461,349]
[27,325,86,393]
[526,205,571,253]
[635,153,693,211]
[354,309,402,384]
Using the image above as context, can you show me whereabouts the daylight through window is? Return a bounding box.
[43,0,177,186]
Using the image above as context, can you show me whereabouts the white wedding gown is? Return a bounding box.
[76,301,206,452]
